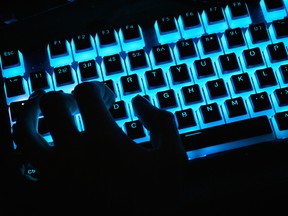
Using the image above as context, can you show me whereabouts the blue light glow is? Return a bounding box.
[47,40,74,67]
[0,50,25,78]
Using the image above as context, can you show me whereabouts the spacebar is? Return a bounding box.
[181,116,275,154]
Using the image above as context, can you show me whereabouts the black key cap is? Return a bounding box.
[250,91,272,112]
[73,33,92,51]
[180,10,201,29]
[152,44,173,64]
[204,5,225,23]
[275,111,288,130]
[170,63,191,84]
[157,89,177,108]
[181,84,203,104]
[97,28,117,46]
[127,49,148,70]
[124,120,146,139]
[243,47,264,68]
[121,23,141,41]
[176,39,197,60]
[145,68,166,89]
[279,64,288,83]
[264,0,284,11]
[0,49,20,68]
[274,87,288,106]
[175,108,197,129]
[29,70,49,91]
[120,74,141,95]
[109,100,128,119]
[272,18,288,39]
[79,60,98,81]
[102,79,116,95]
[10,100,26,121]
[219,53,240,73]
[49,38,68,57]
[248,23,270,43]
[255,67,277,88]
[181,116,273,151]
[194,58,215,78]
[225,27,245,48]
[227,1,249,18]
[103,54,124,75]
[200,33,221,53]
[4,76,25,97]
[200,102,222,123]
[267,42,288,62]
[231,73,253,93]
[206,78,228,99]
[157,16,177,33]
[224,97,247,117]
[54,65,74,86]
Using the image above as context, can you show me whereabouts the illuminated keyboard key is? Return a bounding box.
[181,84,203,105]
[145,68,167,90]
[0,49,25,78]
[102,53,125,78]
[77,59,101,82]
[174,38,198,63]
[95,27,121,56]
[178,10,204,39]
[194,57,216,79]
[71,33,97,62]
[156,89,178,109]
[225,1,252,28]
[47,38,73,67]
[4,76,29,104]
[150,44,175,71]
[126,49,150,72]
[175,108,197,129]
[241,47,265,71]
[269,18,288,44]
[109,100,128,120]
[52,65,78,93]
[102,79,118,98]
[201,5,228,34]
[260,0,287,23]
[248,91,274,117]
[169,63,191,85]
[124,120,146,139]
[9,100,26,122]
[28,70,53,92]
[245,22,271,48]
[120,74,141,95]
[230,72,253,94]
[218,53,240,74]
[221,27,246,52]
[224,97,247,118]
[199,103,224,128]
[198,33,222,56]
[154,16,181,44]
[119,23,145,52]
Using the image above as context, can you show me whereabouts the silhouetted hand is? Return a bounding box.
[12,81,189,215]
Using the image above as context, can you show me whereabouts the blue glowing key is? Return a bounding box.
[260,0,287,23]
[119,23,145,52]
[95,28,121,56]
[71,33,97,62]
[225,1,252,28]
[47,38,73,67]
[0,49,25,78]
[154,16,181,44]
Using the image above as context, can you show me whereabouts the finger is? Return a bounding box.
[39,91,81,154]
[12,90,53,168]
[132,95,187,158]
[73,81,129,143]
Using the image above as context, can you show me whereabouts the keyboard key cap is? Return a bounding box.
[29,70,51,91]
[178,10,204,38]
[175,108,197,129]
[274,111,288,130]
[175,39,197,61]
[120,74,141,95]
[145,68,166,90]
[194,57,216,79]
[218,53,240,74]
[154,16,181,44]
[198,33,222,55]
[249,91,272,113]
[246,22,270,46]
[205,78,228,100]
[181,84,203,105]
[151,44,173,65]
[78,59,99,81]
[242,47,265,70]
[102,53,125,75]
[225,1,252,28]
[4,76,25,97]
[231,72,253,94]
[95,27,121,56]
[127,49,149,71]
[260,0,287,23]
[222,27,246,50]
[254,67,278,89]
[9,100,26,122]
[109,100,128,120]
[53,65,77,93]
[47,38,73,67]
[102,79,117,97]
[124,120,146,139]
[224,97,247,118]
[0,49,25,78]
[169,63,191,84]
[71,33,97,62]
[156,89,177,109]
[119,23,145,52]
[266,42,288,63]
[182,116,274,160]
[199,102,222,123]
[269,18,288,43]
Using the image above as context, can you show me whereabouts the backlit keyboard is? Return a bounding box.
[1,0,288,161]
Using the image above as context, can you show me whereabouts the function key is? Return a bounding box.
[225,1,252,28]
[154,16,181,44]
[0,49,25,78]
[47,38,73,67]
[119,23,145,52]
[71,33,97,62]
[95,27,121,56]
[260,0,286,23]
[201,5,228,34]
[178,10,204,38]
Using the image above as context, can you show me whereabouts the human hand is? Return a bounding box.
[12,81,189,214]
